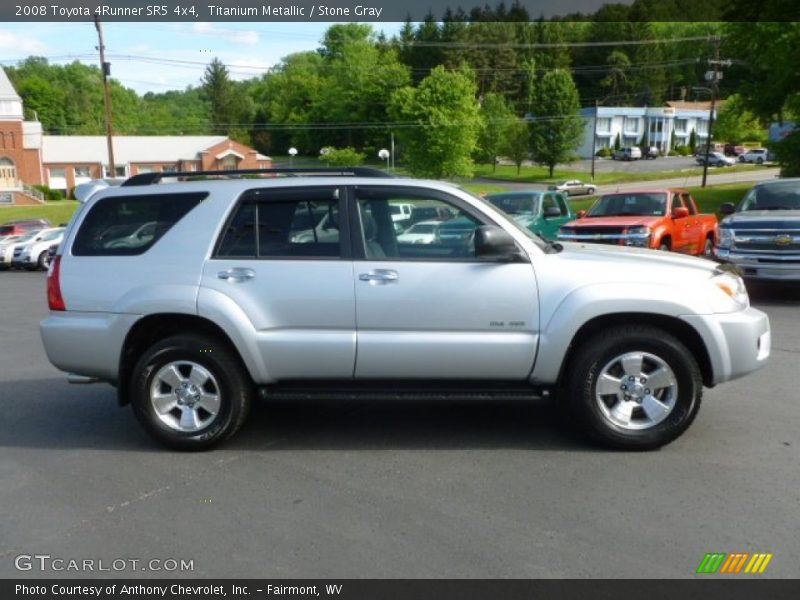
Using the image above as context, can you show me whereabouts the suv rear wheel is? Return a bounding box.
[566,325,702,450]
[130,334,253,450]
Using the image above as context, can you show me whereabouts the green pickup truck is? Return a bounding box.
[484,191,574,241]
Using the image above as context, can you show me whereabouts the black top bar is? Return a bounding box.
[121,167,394,187]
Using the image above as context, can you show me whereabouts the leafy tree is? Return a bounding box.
[475,93,515,170]
[389,66,481,178]
[319,23,373,58]
[202,58,252,142]
[614,132,621,150]
[689,128,697,152]
[714,95,764,143]
[504,118,531,175]
[529,70,584,176]
[601,50,631,103]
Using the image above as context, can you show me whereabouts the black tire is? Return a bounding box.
[658,241,670,251]
[565,325,703,450]
[37,251,49,270]
[756,158,764,164]
[587,187,596,196]
[702,237,714,257]
[130,334,253,450]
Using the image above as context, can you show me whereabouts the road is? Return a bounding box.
[478,166,780,195]
[0,272,798,578]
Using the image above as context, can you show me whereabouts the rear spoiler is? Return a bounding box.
[73,178,125,203]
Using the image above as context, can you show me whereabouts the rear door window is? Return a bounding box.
[215,187,344,259]
[72,192,207,256]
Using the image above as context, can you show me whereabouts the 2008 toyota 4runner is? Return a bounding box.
[40,168,771,450]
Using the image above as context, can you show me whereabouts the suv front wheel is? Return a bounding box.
[130,334,253,450]
[566,325,702,450]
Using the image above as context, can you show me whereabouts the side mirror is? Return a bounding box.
[543,206,561,218]
[475,226,521,261]
[719,202,736,215]
[576,210,587,219]
[672,207,689,219]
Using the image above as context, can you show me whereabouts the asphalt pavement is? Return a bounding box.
[0,272,798,579]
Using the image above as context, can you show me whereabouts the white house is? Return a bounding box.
[576,101,718,158]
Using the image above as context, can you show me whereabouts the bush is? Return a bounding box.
[595,147,613,158]
[674,145,692,156]
[319,146,366,168]
[32,184,64,201]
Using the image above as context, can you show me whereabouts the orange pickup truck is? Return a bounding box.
[557,189,718,256]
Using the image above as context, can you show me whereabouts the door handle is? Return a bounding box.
[359,269,399,284]
[217,268,255,282]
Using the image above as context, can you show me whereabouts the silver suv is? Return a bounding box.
[41,168,771,450]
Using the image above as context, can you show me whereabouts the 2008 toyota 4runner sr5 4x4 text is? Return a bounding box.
[41,168,770,450]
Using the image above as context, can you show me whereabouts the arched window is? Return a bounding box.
[0,156,17,188]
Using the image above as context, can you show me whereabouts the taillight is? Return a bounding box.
[47,255,66,311]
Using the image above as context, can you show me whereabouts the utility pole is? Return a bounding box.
[94,16,116,178]
[590,100,599,183]
[701,36,731,188]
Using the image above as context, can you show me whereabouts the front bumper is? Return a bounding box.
[714,248,800,281]
[557,232,651,247]
[681,306,770,385]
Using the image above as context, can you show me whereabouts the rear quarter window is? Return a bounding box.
[72,192,207,256]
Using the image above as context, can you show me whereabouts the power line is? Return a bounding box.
[402,35,718,49]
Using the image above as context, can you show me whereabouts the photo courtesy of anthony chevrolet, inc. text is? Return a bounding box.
[0,0,798,598]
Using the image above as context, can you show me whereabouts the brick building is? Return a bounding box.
[0,68,271,206]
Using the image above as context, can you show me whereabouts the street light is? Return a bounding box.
[288,147,297,168]
[378,148,390,171]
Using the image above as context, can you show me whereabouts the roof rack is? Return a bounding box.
[121,167,393,187]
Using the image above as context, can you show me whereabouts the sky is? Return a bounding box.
[0,22,405,94]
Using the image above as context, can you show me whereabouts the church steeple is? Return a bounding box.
[0,68,24,120]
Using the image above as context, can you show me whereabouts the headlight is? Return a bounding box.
[625,226,651,247]
[711,270,749,309]
[718,228,734,248]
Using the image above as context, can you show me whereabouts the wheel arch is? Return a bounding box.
[556,313,714,390]
[117,313,252,406]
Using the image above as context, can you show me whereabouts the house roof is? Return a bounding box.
[42,135,236,164]
[665,100,727,111]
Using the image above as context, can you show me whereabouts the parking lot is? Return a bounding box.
[0,271,798,578]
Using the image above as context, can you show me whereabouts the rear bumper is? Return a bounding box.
[40,311,140,382]
[714,249,800,281]
[681,307,770,385]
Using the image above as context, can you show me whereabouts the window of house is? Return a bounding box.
[137,166,156,174]
[48,167,66,179]
[696,120,709,135]
[74,167,91,178]
[596,117,611,132]
[624,117,639,132]
[674,119,688,133]
[162,165,177,173]
[104,165,126,178]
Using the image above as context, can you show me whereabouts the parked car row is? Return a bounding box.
[0,221,64,270]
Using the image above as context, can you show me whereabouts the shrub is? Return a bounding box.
[319,146,366,167]
[595,147,613,158]
[32,184,64,201]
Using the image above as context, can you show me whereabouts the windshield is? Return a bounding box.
[740,182,800,211]
[457,187,547,248]
[486,194,538,216]
[41,229,64,242]
[14,232,38,243]
[588,193,667,217]
[389,205,402,215]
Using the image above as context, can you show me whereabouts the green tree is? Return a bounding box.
[614,132,621,150]
[689,128,697,152]
[714,95,764,143]
[389,66,481,178]
[202,58,252,142]
[529,70,584,176]
[504,118,531,175]
[600,50,631,103]
[475,93,515,170]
